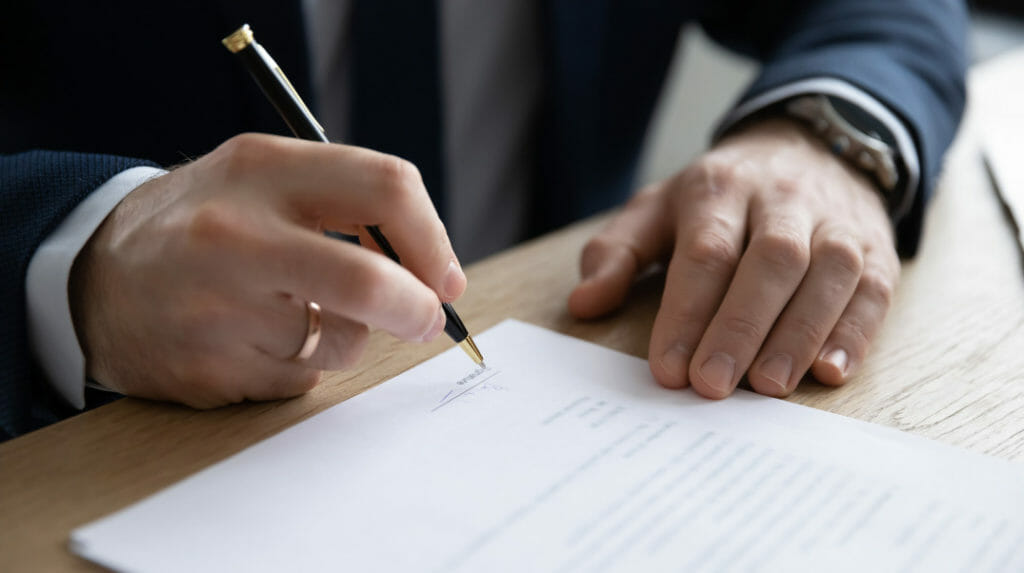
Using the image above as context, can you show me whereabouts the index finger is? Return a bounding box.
[263,221,446,342]
[209,134,466,302]
[647,176,749,391]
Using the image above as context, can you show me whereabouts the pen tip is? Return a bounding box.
[458,336,484,366]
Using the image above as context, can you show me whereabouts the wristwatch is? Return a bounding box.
[782,94,908,216]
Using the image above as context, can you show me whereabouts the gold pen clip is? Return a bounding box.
[271,62,325,137]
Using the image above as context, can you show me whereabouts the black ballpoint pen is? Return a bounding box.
[222,24,484,367]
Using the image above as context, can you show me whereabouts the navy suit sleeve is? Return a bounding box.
[0,2,310,441]
[698,0,969,256]
[0,151,156,440]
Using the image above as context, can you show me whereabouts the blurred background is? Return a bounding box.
[637,1,1024,184]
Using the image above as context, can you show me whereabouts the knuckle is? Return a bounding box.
[815,235,864,277]
[682,230,740,274]
[689,155,740,195]
[858,270,896,309]
[374,154,423,205]
[834,315,871,351]
[722,314,765,345]
[213,133,278,178]
[660,305,706,334]
[788,314,830,347]
[751,230,810,271]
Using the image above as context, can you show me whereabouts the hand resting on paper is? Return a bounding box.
[68,133,465,408]
[570,118,900,399]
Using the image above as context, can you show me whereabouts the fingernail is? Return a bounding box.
[422,306,446,341]
[822,348,849,375]
[759,353,792,393]
[658,342,690,388]
[699,353,735,395]
[442,260,465,300]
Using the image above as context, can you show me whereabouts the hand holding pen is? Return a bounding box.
[67,40,475,409]
[222,24,483,366]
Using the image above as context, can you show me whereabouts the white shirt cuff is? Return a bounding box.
[715,78,921,220]
[26,166,167,409]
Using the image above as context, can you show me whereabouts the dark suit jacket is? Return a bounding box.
[0,0,968,439]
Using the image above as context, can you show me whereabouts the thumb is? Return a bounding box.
[568,189,672,318]
[568,240,640,318]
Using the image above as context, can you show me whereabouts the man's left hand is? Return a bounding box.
[569,118,900,398]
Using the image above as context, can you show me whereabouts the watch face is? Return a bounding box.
[827,96,896,147]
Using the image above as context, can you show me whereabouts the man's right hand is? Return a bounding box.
[69,133,465,408]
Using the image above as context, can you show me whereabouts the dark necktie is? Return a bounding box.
[350,0,446,218]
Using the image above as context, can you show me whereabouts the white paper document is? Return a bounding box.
[72,320,1024,572]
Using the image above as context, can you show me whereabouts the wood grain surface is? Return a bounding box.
[3,51,1024,572]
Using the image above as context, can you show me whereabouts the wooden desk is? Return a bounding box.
[4,51,1024,572]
